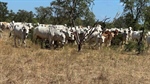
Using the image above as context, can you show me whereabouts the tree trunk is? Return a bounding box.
[137,27,144,54]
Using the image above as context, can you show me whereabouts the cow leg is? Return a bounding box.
[60,41,65,49]
[148,43,149,50]
[54,41,58,49]
[14,36,17,47]
[94,38,99,49]
[97,39,102,50]
[44,40,50,49]
[22,40,26,47]
[40,40,44,49]
[48,37,52,49]
[121,40,124,48]
[35,37,38,44]
[78,42,82,52]
[0,32,2,39]
[105,41,108,47]
[108,41,111,47]
[18,39,21,46]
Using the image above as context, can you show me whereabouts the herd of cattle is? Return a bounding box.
[1,21,150,50]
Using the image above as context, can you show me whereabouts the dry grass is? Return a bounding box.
[1,30,150,84]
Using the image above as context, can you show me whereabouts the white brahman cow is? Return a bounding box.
[68,25,104,49]
[9,24,30,47]
[144,31,150,48]
[84,24,105,49]
[68,26,88,45]
[53,25,74,44]
[33,25,66,49]
[131,30,142,41]
[146,35,150,48]
[33,25,52,48]
[49,26,66,48]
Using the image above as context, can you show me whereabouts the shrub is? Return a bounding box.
[124,41,137,52]
[124,40,146,54]
[111,34,123,46]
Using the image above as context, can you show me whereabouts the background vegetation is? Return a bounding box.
[1,0,150,29]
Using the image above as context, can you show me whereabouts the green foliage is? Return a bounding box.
[105,22,114,28]
[136,41,145,54]
[111,34,124,46]
[1,0,150,29]
[35,6,53,24]
[134,23,142,30]
[75,18,83,26]
[143,6,150,30]
[7,10,15,22]
[124,41,137,52]
[0,1,9,21]
[50,0,95,26]
[4,9,36,23]
[120,0,150,30]
[124,40,146,54]
[83,11,96,26]
[113,16,127,28]
[124,13,135,28]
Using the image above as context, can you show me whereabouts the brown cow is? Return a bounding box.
[102,30,114,47]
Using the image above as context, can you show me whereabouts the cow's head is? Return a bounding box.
[22,26,29,39]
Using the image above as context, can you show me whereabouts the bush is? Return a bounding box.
[124,40,146,53]
[124,41,137,52]
[111,33,125,46]
[136,41,145,54]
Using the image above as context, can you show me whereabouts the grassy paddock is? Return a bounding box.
[1,31,150,84]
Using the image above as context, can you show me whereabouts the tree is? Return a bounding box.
[113,16,126,28]
[7,10,16,22]
[50,0,68,24]
[0,1,9,21]
[83,11,96,26]
[120,0,150,30]
[124,13,134,28]
[51,0,94,51]
[35,6,53,24]
[28,11,34,23]
[14,10,34,22]
[51,0,94,26]
[143,6,150,30]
